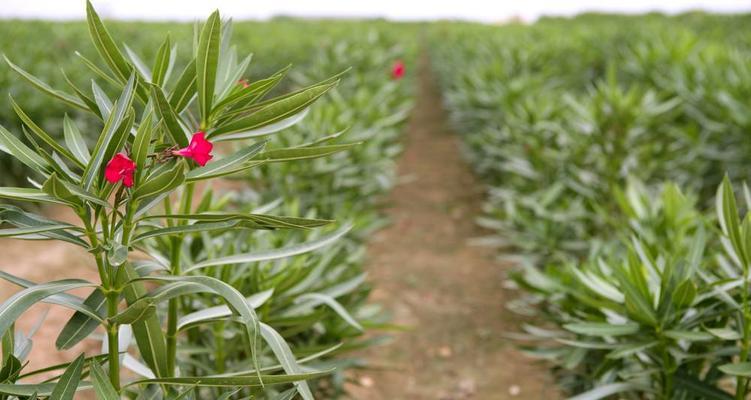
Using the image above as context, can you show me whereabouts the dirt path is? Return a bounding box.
[348,55,559,399]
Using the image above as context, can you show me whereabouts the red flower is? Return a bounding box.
[238,79,250,89]
[104,153,136,187]
[391,60,405,80]
[173,131,214,166]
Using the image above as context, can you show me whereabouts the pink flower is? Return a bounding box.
[173,131,214,166]
[238,79,250,89]
[391,60,405,80]
[104,153,136,187]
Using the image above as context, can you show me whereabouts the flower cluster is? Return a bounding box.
[104,131,213,187]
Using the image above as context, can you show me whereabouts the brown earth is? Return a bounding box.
[346,55,559,400]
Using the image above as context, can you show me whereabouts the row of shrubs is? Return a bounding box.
[0,6,413,399]
[430,13,751,399]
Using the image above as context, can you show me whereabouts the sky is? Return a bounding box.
[0,0,749,23]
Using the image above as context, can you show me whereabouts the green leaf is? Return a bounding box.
[706,327,742,340]
[674,374,733,400]
[563,322,640,337]
[107,243,129,267]
[141,212,331,230]
[671,280,696,308]
[57,289,106,350]
[0,205,89,245]
[136,275,263,382]
[49,353,85,400]
[184,141,266,181]
[177,289,273,331]
[291,293,363,331]
[169,60,196,112]
[719,362,751,377]
[0,280,95,340]
[149,83,190,147]
[132,220,236,243]
[131,162,184,201]
[81,73,136,191]
[86,0,132,82]
[125,370,333,388]
[131,112,154,174]
[0,382,92,397]
[186,223,352,271]
[42,173,81,207]
[3,56,87,111]
[152,35,172,86]
[114,263,169,378]
[252,143,359,163]
[259,323,317,400]
[718,175,746,266]
[0,187,63,205]
[63,115,91,164]
[211,80,337,138]
[0,124,49,174]
[569,382,652,400]
[89,361,119,399]
[196,10,222,126]
[108,298,156,325]
[9,97,82,167]
[664,330,714,341]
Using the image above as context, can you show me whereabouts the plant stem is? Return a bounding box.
[165,183,195,376]
[106,290,121,392]
[214,321,225,374]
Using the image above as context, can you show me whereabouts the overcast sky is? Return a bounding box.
[1,0,749,23]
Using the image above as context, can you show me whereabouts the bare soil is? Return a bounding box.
[346,55,559,400]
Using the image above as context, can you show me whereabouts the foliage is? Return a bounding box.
[430,13,751,399]
[0,3,413,399]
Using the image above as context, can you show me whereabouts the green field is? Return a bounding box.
[2,6,751,399]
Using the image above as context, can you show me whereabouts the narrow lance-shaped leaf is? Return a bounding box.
[0,124,50,174]
[152,35,172,86]
[63,115,91,164]
[9,96,83,167]
[49,353,85,400]
[85,0,132,83]
[149,83,190,147]
[81,74,136,191]
[0,280,96,341]
[89,361,119,399]
[56,289,106,350]
[196,10,222,127]
[3,55,87,111]
[211,80,337,138]
[187,223,352,271]
[185,141,266,181]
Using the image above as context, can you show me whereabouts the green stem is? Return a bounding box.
[165,183,195,376]
[214,322,226,374]
[106,290,121,392]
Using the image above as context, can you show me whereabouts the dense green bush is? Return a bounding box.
[430,13,751,399]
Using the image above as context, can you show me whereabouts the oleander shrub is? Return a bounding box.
[0,3,400,398]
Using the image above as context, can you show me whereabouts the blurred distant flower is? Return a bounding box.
[173,131,214,166]
[105,153,136,187]
[238,78,250,88]
[391,60,405,79]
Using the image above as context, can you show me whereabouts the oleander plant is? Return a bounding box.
[0,2,377,398]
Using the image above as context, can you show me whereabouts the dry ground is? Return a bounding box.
[346,55,559,400]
